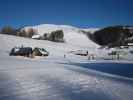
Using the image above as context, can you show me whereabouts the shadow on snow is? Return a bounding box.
[62,62,133,79]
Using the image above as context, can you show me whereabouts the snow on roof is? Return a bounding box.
[32,34,41,39]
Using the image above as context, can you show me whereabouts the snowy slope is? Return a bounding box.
[23,24,99,48]
[0,34,93,57]
[0,34,133,100]
[0,33,133,100]
[0,24,133,100]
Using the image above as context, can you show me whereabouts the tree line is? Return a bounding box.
[85,26,133,48]
[0,26,64,42]
[0,26,37,38]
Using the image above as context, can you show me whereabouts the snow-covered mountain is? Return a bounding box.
[22,24,99,48]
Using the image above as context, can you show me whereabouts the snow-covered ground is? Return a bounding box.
[0,24,133,100]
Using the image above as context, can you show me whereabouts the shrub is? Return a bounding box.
[0,26,16,35]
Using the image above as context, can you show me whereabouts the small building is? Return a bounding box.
[10,46,33,57]
[128,43,133,46]
[10,46,49,58]
[32,34,41,39]
[33,47,49,56]
[71,50,88,56]
[108,50,127,60]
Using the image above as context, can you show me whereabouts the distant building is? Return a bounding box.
[10,46,49,57]
[71,50,88,56]
[10,47,32,57]
[128,43,133,46]
[32,34,41,39]
[108,50,127,60]
[32,48,49,56]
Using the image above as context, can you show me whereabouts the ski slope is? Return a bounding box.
[23,24,99,48]
[0,24,133,100]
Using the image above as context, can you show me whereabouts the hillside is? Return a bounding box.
[0,24,133,100]
[85,26,133,47]
[22,24,99,48]
[0,31,133,100]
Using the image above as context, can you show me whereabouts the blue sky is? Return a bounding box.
[0,0,132,28]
